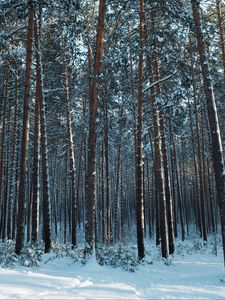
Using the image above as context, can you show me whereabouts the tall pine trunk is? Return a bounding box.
[31,19,41,244]
[35,10,51,253]
[135,0,145,260]
[151,11,169,258]
[7,68,19,240]
[15,1,34,254]
[85,0,106,253]
[0,67,8,240]
[192,0,225,265]
[64,62,77,247]
[216,0,225,86]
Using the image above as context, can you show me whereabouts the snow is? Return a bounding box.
[1,243,225,299]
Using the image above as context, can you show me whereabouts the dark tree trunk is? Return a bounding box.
[35,10,51,253]
[31,19,41,244]
[192,0,225,265]
[15,1,34,254]
[151,11,169,258]
[135,0,145,260]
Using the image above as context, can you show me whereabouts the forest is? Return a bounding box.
[1,0,225,299]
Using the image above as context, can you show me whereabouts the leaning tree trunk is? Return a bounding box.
[85,0,106,253]
[15,1,34,254]
[192,0,225,265]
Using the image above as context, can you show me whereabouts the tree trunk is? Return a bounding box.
[64,59,77,247]
[35,10,51,253]
[151,11,169,258]
[135,0,145,260]
[85,0,106,253]
[15,1,34,254]
[7,68,19,240]
[216,0,225,86]
[31,19,41,244]
[103,95,112,245]
[0,67,8,240]
[192,0,225,265]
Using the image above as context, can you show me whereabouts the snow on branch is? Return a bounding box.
[7,25,27,37]
[142,69,179,94]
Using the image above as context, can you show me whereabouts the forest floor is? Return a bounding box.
[1,238,225,299]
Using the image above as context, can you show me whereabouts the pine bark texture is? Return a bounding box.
[136,0,145,260]
[192,0,225,265]
[85,0,106,252]
[15,1,34,254]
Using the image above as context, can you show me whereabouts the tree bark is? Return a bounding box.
[35,10,51,253]
[85,0,106,253]
[0,67,8,240]
[151,11,169,258]
[31,19,41,244]
[192,0,225,265]
[64,62,77,247]
[135,0,145,260]
[216,0,225,86]
[7,68,19,240]
[15,1,34,254]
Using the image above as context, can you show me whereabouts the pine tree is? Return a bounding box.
[15,0,34,254]
[191,0,225,265]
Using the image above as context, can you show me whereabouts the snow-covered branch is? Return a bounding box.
[7,25,27,37]
[142,69,179,94]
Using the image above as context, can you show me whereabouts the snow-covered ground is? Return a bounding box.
[1,241,225,299]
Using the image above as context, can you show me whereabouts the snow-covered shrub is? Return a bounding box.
[96,245,138,272]
[19,245,43,267]
[0,240,17,268]
[50,242,70,258]
[44,242,91,265]
[0,241,43,268]
[174,235,221,257]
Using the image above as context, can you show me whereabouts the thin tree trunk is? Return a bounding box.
[36,10,51,253]
[103,95,112,245]
[64,60,77,247]
[0,68,8,240]
[114,126,121,244]
[135,0,145,260]
[7,68,19,240]
[31,19,41,244]
[216,0,225,86]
